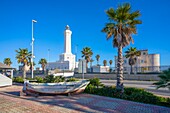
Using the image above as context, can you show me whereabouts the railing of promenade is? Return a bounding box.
[110,65,170,74]
[83,65,170,74]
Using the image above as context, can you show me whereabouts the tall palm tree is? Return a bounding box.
[103,60,107,66]
[16,48,32,78]
[95,54,100,66]
[90,59,94,72]
[3,58,12,66]
[109,60,113,72]
[38,58,47,74]
[90,59,94,67]
[125,47,141,74]
[29,61,36,72]
[153,68,170,90]
[81,47,93,70]
[109,60,113,67]
[102,3,142,93]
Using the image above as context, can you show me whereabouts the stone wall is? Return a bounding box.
[74,73,160,81]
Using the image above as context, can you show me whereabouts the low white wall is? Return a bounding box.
[53,72,74,77]
[0,74,12,87]
[74,73,160,81]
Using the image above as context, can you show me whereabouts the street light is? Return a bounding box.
[48,49,50,63]
[31,19,37,78]
[75,44,78,68]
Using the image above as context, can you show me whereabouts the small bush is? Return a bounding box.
[66,78,79,82]
[43,75,65,83]
[35,76,44,83]
[54,76,65,83]
[43,75,55,83]
[89,78,104,88]
[13,77,24,83]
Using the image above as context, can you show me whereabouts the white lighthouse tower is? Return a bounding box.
[64,25,72,53]
[58,25,76,70]
[46,25,76,71]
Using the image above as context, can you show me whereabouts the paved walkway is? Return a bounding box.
[0,85,170,113]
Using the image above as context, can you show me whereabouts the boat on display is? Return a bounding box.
[23,80,90,95]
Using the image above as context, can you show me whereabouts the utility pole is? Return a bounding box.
[31,19,37,79]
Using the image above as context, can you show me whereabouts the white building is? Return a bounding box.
[92,66,110,73]
[115,50,160,73]
[78,59,87,73]
[46,25,76,71]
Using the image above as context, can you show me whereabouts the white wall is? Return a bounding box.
[0,74,12,87]
[92,66,110,73]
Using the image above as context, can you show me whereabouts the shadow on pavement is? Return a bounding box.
[4,91,20,96]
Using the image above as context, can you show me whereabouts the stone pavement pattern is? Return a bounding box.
[0,85,170,113]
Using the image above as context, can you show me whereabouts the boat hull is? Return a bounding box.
[23,80,89,95]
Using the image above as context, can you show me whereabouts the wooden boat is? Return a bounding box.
[23,80,90,95]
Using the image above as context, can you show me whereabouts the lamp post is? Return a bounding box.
[48,49,50,63]
[31,19,37,78]
[75,44,78,68]
[47,49,50,70]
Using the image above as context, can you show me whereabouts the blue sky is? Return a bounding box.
[1,0,170,68]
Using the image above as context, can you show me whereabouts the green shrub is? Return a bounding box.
[43,75,54,83]
[43,75,65,83]
[26,78,35,80]
[153,68,170,90]
[66,78,79,82]
[13,77,24,83]
[89,78,104,88]
[85,85,170,107]
[35,76,44,83]
[54,76,65,83]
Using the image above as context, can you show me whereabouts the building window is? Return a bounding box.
[124,60,127,64]
[67,57,69,59]
[143,52,146,55]
[141,60,144,63]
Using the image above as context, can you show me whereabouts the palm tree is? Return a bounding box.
[109,60,113,72]
[103,60,107,66]
[90,59,94,72]
[102,3,142,93]
[29,61,36,72]
[38,58,47,74]
[125,47,141,74]
[90,59,94,67]
[16,48,32,78]
[95,54,100,66]
[3,58,12,66]
[81,47,93,70]
[109,60,113,67]
[153,68,170,90]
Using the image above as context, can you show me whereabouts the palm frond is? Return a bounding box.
[102,3,142,48]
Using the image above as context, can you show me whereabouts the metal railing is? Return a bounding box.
[112,65,170,74]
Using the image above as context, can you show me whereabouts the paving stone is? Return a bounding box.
[0,85,170,113]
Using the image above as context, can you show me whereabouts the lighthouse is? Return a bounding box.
[64,25,72,54]
[46,25,76,71]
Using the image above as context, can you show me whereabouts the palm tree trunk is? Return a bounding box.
[90,62,92,72]
[42,66,45,75]
[116,45,124,93]
[86,62,88,73]
[131,65,133,74]
[23,65,26,79]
